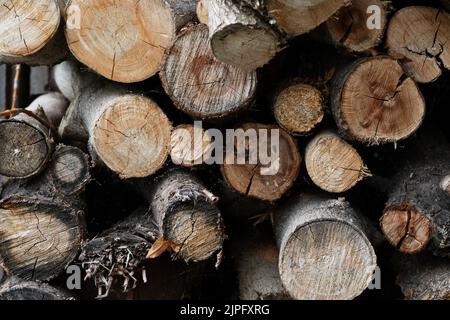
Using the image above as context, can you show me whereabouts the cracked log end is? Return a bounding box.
[381,205,432,254]
[273,83,325,135]
[92,95,171,179]
[331,56,425,145]
[221,123,301,202]
[0,0,60,58]
[275,196,377,300]
[325,0,387,53]
[0,277,70,300]
[161,24,257,119]
[0,120,51,178]
[386,6,450,83]
[170,124,213,167]
[0,198,84,281]
[65,0,178,83]
[267,0,350,36]
[305,131,368,193]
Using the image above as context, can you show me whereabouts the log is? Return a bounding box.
[305,131,370,193]
[204,0,282,70]
[0,92,68,178]
[221,123,301,202]
[133,170,225,263]
[196,0,208,24]
[51,60,96,102]
[394,253,450,300]
[381,132,450,256]
[320,0,389,53]
[0,145,88,281]
[386,6,450,83]
[170,124,214,167]
[272,82,325,135]
[0,0,64,65]
[58,83,172,179]
[265,0,350,36]
[0,276,70,300]
[161,24,257,119]
[65,0,197,83]
[330,56,426,145]
[274,194,377,300]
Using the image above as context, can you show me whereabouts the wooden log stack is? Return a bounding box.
[0,0,450,301]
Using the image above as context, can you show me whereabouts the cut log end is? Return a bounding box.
[66,0,178,83]
[92,95,171,179]
[305,131,368,193]
[161,24,257,119]
[170,124,213,167]
[440,174,450,196]
[386,6,450,83]
[332,56,425,145]
[0,120,50,178]
[381,206,432,254]
[0,199,84,281]
[0,0,60,58]
[273,83,325,135]
[0,278,69,300]
[221,123,301,202]
[196,0,208,24]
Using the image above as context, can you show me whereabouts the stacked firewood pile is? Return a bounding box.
[0,0,450,300]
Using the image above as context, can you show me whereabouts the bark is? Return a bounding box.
[381,132,450,256]
[386,6,450,83]
[0,92,68,178]
[0,0,67,65]
[272,82,325,135]
[330,56,425,145]
[0,276,71,300]
[161,24,257,120]
[0,145,88,281]
[273,194,377,300]
[132,170,225,264]
[204,0,282,70]
[65,0,197,83]
[221,123,302,202]
[305,131,370,193]
[58,83,172,179]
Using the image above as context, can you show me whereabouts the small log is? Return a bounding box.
[305,131,370,193]
[221,123,301,202]
[272,83,325,135]
[65,0,197,83]
[274,194,377,300]
[0,92,68,178]
[204,0,282,70]
[0,0,64,65]
[330,56,425,145]
[320,0,389,53]
[170,124,214,167]
[58,83,172,179]
[0,276,70,300]
[0,145,88,281]
[161,24,257,119]
[133,170,225,263]
[386,6,450,83]
[394,253,450,300]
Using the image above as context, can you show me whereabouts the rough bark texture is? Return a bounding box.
[305,131,370,193]
[0,276,70,300]
[394,253,450,300]
[386,6,450,83]
[161,24,257,119]
[330,56,425,145]
[65,0,196,83]
[204,0,282,70]
[132,170,225,264]
[0,92,68,178]
[273,194,377,300]
[272,82,325,135]
[221,123,301,202]
[0,146,87,281]
[58,83,172,179]
[382,132,450,256]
